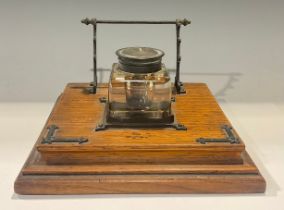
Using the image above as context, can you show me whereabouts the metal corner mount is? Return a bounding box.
[196,125,240,144]
[42,124,88,144]
[81,18,191,94]
[95,97,187,131]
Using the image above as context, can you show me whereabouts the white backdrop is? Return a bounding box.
[0,0,283,102]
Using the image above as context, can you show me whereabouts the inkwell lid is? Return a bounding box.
[116,47,164,73]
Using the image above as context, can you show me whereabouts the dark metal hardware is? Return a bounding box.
[96,123,187,131]
[172,123,187,131]
[196,125,240,144]
[81,18,191,94]
[81,19,190,25]
[99,97,107,103]
[95,123,107,131]
[42,124,88,144]
[95,99,187,131]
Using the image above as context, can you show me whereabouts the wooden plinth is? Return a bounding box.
[14,83,266,194]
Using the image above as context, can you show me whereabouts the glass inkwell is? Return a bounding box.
[79,18,191,130]
[109,47,172,123]
[96,47,185,130]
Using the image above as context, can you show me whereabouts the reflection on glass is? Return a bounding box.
[108,63,173,123]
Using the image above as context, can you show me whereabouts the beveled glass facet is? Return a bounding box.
[108,63,173,123]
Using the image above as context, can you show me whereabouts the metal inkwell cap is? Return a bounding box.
[116,47,165,73]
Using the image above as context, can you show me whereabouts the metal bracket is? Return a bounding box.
[95,98,187,131]
[196,125,240,144]
[95,122,187,131]
[42,124,88,144]
[99,97,107,103]
[81,18,191,94]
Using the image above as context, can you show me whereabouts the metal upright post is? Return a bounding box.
[175,20,186,94]
[175,23,181,91]
[92,19,97,93]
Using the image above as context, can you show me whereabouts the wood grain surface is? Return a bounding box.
[14,83,266,194]
[37,83,245,165]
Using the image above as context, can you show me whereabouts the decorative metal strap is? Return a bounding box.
[95,97,187,131]
[42,124,88,144]
[196,125,239,144]
[81,18,191,94]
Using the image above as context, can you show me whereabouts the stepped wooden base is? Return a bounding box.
[15,151,265,194]
[14,83,266,194]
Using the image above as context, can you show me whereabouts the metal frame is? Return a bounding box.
[95,97,187,131]
[81,18,191,94]
[42,125,88,144]
[196,125,240,144]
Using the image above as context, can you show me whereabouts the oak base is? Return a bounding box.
[15,152,265,194]
[14,83,266,194]
[15,175,265,195]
